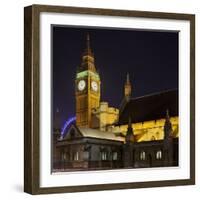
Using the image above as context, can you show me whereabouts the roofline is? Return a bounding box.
[131,88,178,101]
[116,88,178,126]
[58,136,124,145]
[118,88,178,118]
[84,136,124,143]
[62,123,84,139]
[62,124,125,143]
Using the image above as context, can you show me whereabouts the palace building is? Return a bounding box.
[52,34,179,171]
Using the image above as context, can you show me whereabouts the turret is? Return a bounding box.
[164,109,173,139]
[53,108,61,133]
[125,116,134,143]
[124,73,132,98]
[164,109,174,166]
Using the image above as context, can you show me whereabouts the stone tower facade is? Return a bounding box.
[75,34,101,128]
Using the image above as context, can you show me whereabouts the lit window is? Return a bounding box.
[101,152,107,160]
[73,152,79,161]
[156,150,162,160]
[112,152,118,160]
[140,151,146,160]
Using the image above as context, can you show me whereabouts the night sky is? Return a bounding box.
[53,26,178,127]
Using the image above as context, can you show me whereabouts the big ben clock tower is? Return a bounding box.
[75,34,101,128]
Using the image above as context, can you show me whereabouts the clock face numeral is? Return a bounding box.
[91,81,98,92]
[78,80,86,91]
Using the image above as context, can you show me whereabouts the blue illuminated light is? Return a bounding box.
[61,116,76,136]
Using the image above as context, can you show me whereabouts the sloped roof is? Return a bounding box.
[79,127,124,142]
[118,89,178,125]
[62,124,124,142]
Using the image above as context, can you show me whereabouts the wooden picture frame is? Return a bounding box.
[24,4,195,194]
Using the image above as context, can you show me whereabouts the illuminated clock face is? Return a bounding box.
[78,80,86,91]
[91,81,98,92]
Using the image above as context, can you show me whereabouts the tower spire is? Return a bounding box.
[126,73,130,84]
[83,33,93,56]
[125,116,134,143]
[86,33,90,52]
[166,109,170,120]
[164,109,173,139]
[124,73,132,98]
[79,33,96,72]
[128,116,132,129]
[53,107,61,132]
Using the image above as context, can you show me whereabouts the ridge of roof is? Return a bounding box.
[131,88,178,101]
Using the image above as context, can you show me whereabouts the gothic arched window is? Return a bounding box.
[140,151,146,160]
[101,151,108,160]
[156,150,162,160]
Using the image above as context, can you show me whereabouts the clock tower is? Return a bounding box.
[75,34,101,128]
